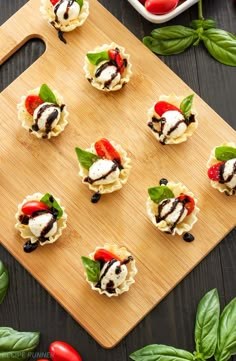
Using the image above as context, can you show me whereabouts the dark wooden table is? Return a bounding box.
[0,1,235,360]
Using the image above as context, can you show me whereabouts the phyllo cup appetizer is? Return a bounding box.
[81,244,137,297]
[17,84,68,139]
[40,0,89,43]
[83,43,132,91]
[147,94,198,145]
[146,179,199,241]
[207,142,236,196]
[15,192,67,252]
[75,138,131,202]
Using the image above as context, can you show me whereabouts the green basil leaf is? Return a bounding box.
[86,51,109,65]
[202,28,236,66]
[0,260,9,304]
[215,146,236,161]
[75,147,100,170]
[81,256,100,282]
[0,327,40,361]
[194,289,220,359]
[130,344,194,361]
[75,0,83,7]
[143,26,199,55]
[180,94,194,119]
[148,186,174,204]
[39,83,58,105]
[40,193,63,219]
[215,297,236,361]
[191,19,216,30]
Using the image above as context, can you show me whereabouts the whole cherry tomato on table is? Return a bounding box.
[49,341,82,361]
[145,0,179,15]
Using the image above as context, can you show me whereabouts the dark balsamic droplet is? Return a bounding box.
[91,192,101,203]
[183,233,195,242]
[159,178,168,185]
[57,29,67,44]
[23,240,39,253]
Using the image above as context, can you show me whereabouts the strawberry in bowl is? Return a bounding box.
[75,138,131,202]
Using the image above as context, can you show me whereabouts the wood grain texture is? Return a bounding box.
[0,0,236,357]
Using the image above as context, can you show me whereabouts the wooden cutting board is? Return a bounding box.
[0,0,235,349]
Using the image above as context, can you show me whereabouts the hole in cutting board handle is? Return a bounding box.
[0,38,46,92]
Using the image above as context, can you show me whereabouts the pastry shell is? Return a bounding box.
[147,94,198,144]
[78,141,131,194]
[146,181,200,235]
[15,193,67,246]
[17,87,69,139]
[83,42,132,92]
[40,0,89,32]
[85,243,137,297]
[207,141,236,196]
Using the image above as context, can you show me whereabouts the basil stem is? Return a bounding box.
[0,260,9,304]
[194,289,220,359]
[130,344,194,361]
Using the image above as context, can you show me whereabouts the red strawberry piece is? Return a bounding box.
[50,0,60,5]
[94,138,121,164]
[207,161,225,181]
[25,95,44,116]
[177,194,195,216]
[154,101,181,116]
[108,49,126,74]
[94,249,122,263]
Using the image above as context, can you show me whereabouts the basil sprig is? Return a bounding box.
[39,84,58,105]
[81,256,100,282]
[130,289,236,361]
[215,146,236,161]
[40,193,63,219]
[0,327,40,361]
[86,51,110,65]
[180,94,194,120]
[75,0,83,7]
[75,147,100,170]
[143,0,236,66]
[0,260,9,305]
[148,186,174,204]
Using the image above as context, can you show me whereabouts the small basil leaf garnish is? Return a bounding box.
[215,146,236,161]
[81,256,100,282]
[148,186,174,204]
[39,84,58,105]
[40,193,63,219]
[75,147,100,170]
[86,51,110,65]
[0,260,9,305]
[180,94,194,119]
[75,0,83,7]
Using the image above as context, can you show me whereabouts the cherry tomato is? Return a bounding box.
[21,200,50,216]
[94,249,122,262]
[25,95,44,115]
[138,0,146,4]
[178,194,195,215]
[95,138,121,164]
[145,0,179,15]
[108,49,126,74]
[49,341,82,361]
[154,101,181,116]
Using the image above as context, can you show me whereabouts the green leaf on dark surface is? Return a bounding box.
[191,19,216,30]
[81,256,100,282]
[180,94,194,119]
[75,0,83,7]
[130,344,194,361]
[143,26,198,55]
[202,28,236,66]
[40,193,63,219]
[39,84,58,105]
[215,297,236,361]
[215,146,236,161]
[75,147,100,170]
[148,186,174,204]
[0,260,9,305]
[194,289,220,359]
[86,51,109,65]
[0,327,40,361]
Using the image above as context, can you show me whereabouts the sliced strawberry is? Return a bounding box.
[94,249,122,263]
[94,138,121,164]
[154,101,181,116]
[177,194,195,216]
[25,95,44,116]
[207,161,225,181]
[50,0,60,5]
[108,49,126,74]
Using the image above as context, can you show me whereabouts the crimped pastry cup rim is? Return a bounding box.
[147,94,198,145]
[15,192,67,245]
[146,181,200,235]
